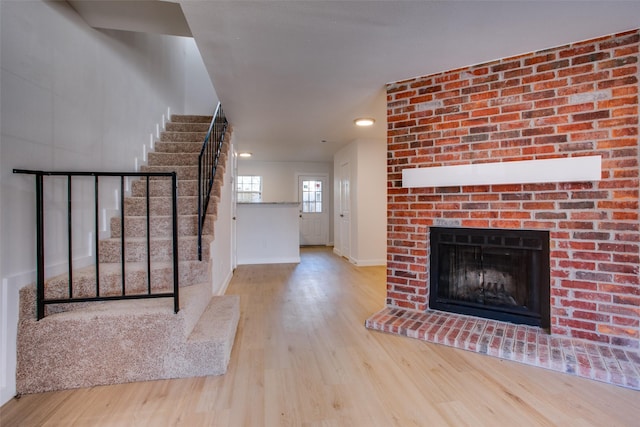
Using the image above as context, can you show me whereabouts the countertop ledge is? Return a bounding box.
[237,202,299,205]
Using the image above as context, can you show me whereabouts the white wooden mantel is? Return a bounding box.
[402,155,602,188]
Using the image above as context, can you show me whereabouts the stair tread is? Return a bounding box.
[50,260,199,276]
[125,195,197,199]
[188,295,241,342]
[116,213,201,218]
[141,166,198,170]
[101,235,210,242]
[34,280,206,320]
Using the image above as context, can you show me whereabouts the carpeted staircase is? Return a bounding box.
[16,115,240,394]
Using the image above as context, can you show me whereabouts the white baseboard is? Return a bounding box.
[1,278,19,406]
[351,258,386,267]
[237,257,301,265]
[214,269,234,296]
[331,249,385,267]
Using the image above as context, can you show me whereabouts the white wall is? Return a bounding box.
[236,203,300,265]
[237,160,334,241]
[355,139,387,265]
[184,39,219,115]
[209,138,234,296]
[0,0,214,406]
[333,139,386,266]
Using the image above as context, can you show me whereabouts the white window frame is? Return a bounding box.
[237,175,262,202]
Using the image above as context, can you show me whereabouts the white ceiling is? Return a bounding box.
[72,1,640,162]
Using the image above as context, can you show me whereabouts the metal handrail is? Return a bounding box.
[197,103,228,260]
[13,169,180,320]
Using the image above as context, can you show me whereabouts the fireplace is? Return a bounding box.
[371,29,639,388]
[430,227,550,328]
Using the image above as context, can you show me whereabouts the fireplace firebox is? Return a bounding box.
[430,227,550,328]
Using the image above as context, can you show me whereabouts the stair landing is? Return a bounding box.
[17,284,239,394]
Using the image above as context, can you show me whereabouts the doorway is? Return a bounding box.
[297,174,329,246]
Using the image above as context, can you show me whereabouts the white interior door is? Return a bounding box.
[298,175,329,246]
[338,162,351,259]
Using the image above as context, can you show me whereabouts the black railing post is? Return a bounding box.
[67,175,73,299]
[35,173,45,320]
[171,172,180,314]
[94,175,100,295]
[146,176,151,294]
[197,159,203,261]
[120,176,126,296]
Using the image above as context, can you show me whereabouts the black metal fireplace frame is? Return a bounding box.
[429,227,550,329]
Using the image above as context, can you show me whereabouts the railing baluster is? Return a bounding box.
[171,172,179,314]
[197,155,202,261]
[36,173,45,320]
[67,175,73,299]
[146,176,151,294]
[94,175,100,297]
[120,176,126,296]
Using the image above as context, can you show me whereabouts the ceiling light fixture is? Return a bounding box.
[354,117,375,127]
[238,152,252,158]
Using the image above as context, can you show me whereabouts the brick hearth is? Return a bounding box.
[366,308,640,389]
[367,29,640,388]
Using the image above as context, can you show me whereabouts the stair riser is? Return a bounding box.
[99,238,211,263]
[153,142,203,154]
[160,132,208,142]
[140,166,198,180]
[171,114,212,123]
[165,122,209,132]
[44,262,210,300]
[144,153,227,171]
[134,172,224,195]
[111,216,214,238]
[147,152,200,166]
[124,196,200,216]
[131,179,198,197]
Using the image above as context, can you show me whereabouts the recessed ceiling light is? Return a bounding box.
[238,152,252,158]
[354,117,375,127]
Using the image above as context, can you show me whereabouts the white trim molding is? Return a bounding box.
[402,156,602,188]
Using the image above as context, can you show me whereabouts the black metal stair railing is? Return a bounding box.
[197,103,228,260]
[13,170,180,320]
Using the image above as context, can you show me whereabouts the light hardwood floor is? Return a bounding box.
[2,246,639,426]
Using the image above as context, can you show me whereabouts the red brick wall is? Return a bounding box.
[386,29,639,348]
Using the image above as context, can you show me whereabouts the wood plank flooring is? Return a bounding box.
[2,246,639,426]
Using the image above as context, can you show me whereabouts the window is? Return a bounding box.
[237,175,262,202]
[301,180,322,213]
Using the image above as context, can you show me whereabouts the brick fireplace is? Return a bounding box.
[366,29,639,388]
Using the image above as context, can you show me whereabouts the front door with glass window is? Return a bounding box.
[298,175,329,246]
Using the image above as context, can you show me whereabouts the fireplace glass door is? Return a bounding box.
[430,227,550,328]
